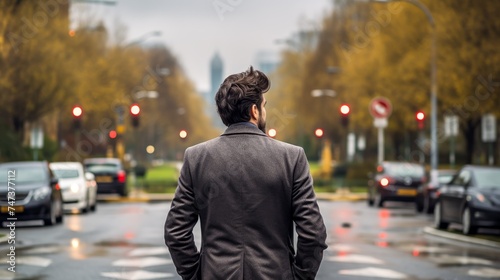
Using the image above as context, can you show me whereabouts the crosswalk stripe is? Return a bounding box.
[112,257,172,268]
[468,268,500,278]
[128,247,169,257]
[327,254,384,264]
[0,256,52,267]
[338,267,407,279]
[101,270,174,280]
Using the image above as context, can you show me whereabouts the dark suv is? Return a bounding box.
[368,161,426,208]
[83,158,127,197]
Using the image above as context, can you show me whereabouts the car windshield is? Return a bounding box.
[85,163,119,173]
[0,165,47,184]
[474,169,500,189]
[52,169,79,179]
[385,164,424,177]
[438,174,454,184]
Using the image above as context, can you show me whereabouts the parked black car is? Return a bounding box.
[434,165,500,235]
[416,169,455,214]
[0,161,64,226]
[83,158,127,197]
[368,161,426,208]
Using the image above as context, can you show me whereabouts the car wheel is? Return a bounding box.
[44,202,57,226]
[90,193,97,212]
[81,192,90,214]
[367,190,374,206]
[119,187,128,198]
[56,207,64,224]
[375,192,384,208]
[415,195,424,213]
[424,196,433,214]
[368,198,374,207]
[56,197,64,224]
[462,206,478,235]
[434,202,449,230]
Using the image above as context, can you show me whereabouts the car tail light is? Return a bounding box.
[380,177,390,187]
[118,170,126,183]
[55,183,61,191]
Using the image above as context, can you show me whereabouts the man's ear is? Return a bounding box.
[250,104,259,120]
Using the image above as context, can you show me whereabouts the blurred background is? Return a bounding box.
[1,0,499,189]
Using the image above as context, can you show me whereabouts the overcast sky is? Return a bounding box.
[71,0,332,93]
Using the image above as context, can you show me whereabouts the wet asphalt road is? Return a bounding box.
[0,200,499,280]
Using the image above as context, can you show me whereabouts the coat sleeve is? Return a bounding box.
[164,148,200,280]
[291,147,328,279]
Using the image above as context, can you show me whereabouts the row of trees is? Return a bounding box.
[267,0,500,165]
[0,1,218,162]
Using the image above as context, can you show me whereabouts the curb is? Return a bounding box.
[97,192,368,203]
[423,226,500,249]
[316,192,367,202]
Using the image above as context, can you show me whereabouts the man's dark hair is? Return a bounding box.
[215,66,270,126]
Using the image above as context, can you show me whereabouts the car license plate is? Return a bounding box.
[397,189,417,196]
[1,206,24,213]
[96,176,113,183]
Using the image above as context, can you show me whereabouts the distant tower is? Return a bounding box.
[210,52,224,128]
[255,50,279,75]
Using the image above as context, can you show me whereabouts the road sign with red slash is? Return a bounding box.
[369,97,392,119]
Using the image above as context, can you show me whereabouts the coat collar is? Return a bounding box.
[221,122,267,137]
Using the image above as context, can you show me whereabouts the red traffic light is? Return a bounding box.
[130,104,141,116]
[109,130,117,139]
[340,104,350,115]
[315,128,324,138]
[72,105,83,118]
[416,111,425,121]
[179,129,188,139]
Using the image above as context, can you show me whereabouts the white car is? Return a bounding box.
[49,162,97,213]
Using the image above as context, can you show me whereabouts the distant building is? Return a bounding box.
[209,52,225,129]
[254,50,280,75]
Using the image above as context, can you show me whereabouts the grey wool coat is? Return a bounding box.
[164,122,328,280]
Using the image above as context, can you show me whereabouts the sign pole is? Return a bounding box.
[370,98,392,164]
[378,127,384,163]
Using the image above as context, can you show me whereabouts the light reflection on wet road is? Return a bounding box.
[0,200,498,279]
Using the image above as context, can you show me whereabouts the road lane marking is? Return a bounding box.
[338,267,407,279]
[128,247,169,257]
[327,254,384,264]
[101,270,174,279]
[429,254,493,266]
[112,257,172,268]
[469,268,500,278]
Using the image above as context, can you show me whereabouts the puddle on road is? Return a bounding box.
[18,245,62,255]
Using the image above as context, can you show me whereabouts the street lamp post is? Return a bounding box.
[371,0,438,171]
[124,31,162,48]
